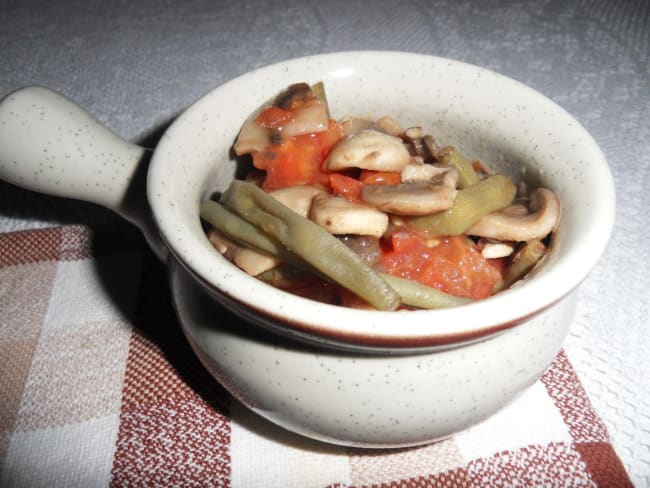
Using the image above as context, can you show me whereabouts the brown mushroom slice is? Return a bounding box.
[310,193,389,237]
[466,188,561,241]
[269,185,324,218]
[404,127,426,157]
[273,82,314,109]
[323,129,411,172]
[361,170,459,216]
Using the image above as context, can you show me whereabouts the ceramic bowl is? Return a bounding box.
[150,51,614,352]
[0,51,615,447]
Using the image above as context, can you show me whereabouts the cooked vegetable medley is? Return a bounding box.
[200,82,561,310]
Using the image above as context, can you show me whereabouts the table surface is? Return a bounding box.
[1,0,648,484]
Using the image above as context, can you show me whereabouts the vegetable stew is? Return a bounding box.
[200,82,561,310]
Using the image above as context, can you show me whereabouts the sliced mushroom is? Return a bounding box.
[310,192,389,237]
[323,129,411,172]
[404,126,425,157]
[279,101,329,137]
[376,115,404,136]
[479,239,516,259]
[233,108,271,155]
[233,248,281,276]
[340,115,404,137]
[400,160,452,183]
[207,228,280,276]
[422,134,442,161]
[465,188,561,241]
[360,169,459,216]
[207,227,236,256]
[269,185,324,218]
[341,117,384,136]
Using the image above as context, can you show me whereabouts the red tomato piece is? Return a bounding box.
[329,173,363,202]
[359,170,401,186]
[253,119,344,191]
[380,230,502,299]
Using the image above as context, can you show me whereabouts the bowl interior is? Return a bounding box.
[147,51,615,350]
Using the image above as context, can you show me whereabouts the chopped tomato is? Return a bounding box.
[386,228,424,254]
[329,173,363,202]
[253,119,344,191]
[359,170,401,186]
[380,229,503,299]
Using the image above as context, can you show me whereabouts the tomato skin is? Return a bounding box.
[329,173,363,202]
[380,230,502,299]
[359,170,401,186]
[253,119,344,191]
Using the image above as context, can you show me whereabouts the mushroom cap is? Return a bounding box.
[323,129,412,172]
[361,170,459,216]
[310,192,389,237]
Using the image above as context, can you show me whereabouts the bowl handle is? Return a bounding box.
[0,86,167,260]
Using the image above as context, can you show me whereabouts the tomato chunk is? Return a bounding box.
[329,173,363,202]
[253,119,344,191]
[380,230,502,299]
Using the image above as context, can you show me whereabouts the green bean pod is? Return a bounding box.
[310,81,331,118]
[438,146,481,189]
[503,239,547,287]
[406,174,517,236]
[220,180,401,311]
[200,200,283,256]
[381,274,473,309]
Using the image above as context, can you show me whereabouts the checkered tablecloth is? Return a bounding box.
[0,224,633,487]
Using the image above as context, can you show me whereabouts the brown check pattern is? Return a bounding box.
[0,224,633,487]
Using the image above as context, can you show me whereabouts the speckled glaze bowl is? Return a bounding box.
[0,52,615,447]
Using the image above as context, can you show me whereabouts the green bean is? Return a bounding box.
[503,239,547,287]
[201,201,324,277]
[200,200,283,256]
[220,180,400,311]
[406,174,516,236]
[438,146,480,189]
[381,274,473,309]
[310,81,331,118]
